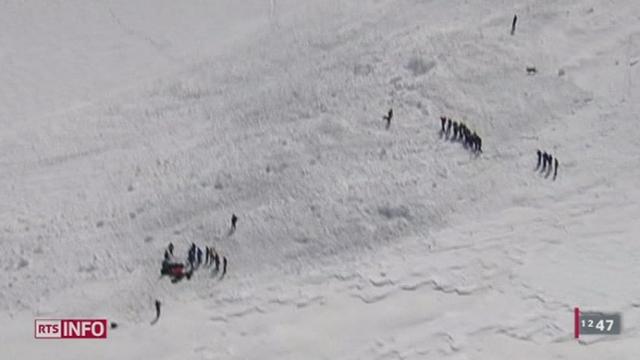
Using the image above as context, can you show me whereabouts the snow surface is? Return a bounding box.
[2,0,640,358]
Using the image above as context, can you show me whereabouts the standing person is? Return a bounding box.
[553,158,559,180]
[383,108,393,130]
[222,257,228,276]
[151,299,161,325]
[460,124,468,143]
[231,214,238,232]
[214,252,220,273]
[452,121,459,140]
[446,118,452,137]
[164,242,175,262]
[440,116,447,133]
[536,150,542,170]
[188,243,196,269]
[464,132,472,149]
[469,132,477,152]
[546,154,554,176]
[204,246,213,265]
[541,152,548,172]
[196,247,203,267]
[511,14,518,35]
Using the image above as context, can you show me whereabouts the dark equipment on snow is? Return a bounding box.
[526,66,537,75]
[161,261,193,282]
[511,14,518,35]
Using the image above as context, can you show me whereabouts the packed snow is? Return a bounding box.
[2,0,640,358]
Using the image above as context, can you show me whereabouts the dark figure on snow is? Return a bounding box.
[196,247,203,267]
[205,246,212,266]
[468,132,480,153]
[231,213,238,231]
[222,256,228,276]
[553,158,559,180]
[383,108,393,130]
[188,243,197,268]
[542,153,553,174]
[511,14,518,36]
[452,121,459,141]
[151,299,161,325]
[460,124,469,143]
[464,133,472,149]
[440,116,446,133]
[164,242,175,262]
[446,118,452,137]
[214,252,220,272]
[536,150,542,170]
[546,154,554,177]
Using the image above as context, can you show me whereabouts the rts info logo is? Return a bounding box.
[34,319,108,339]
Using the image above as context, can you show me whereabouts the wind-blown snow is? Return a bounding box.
[2,0,640,359]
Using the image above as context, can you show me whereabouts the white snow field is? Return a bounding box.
[2,0,640,358]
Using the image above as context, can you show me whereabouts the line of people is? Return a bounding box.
[536,150,559,180]
[440,116,482,154]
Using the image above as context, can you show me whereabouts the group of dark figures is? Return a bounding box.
[160,214,237,283]
[382,109,482,155]
[536,150,559,181]
[382,109,562,181]
[160,242,227,283]
[440,116,483,154]
[381,109,482,154]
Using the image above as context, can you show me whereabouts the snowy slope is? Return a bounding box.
[2,0,640,359]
